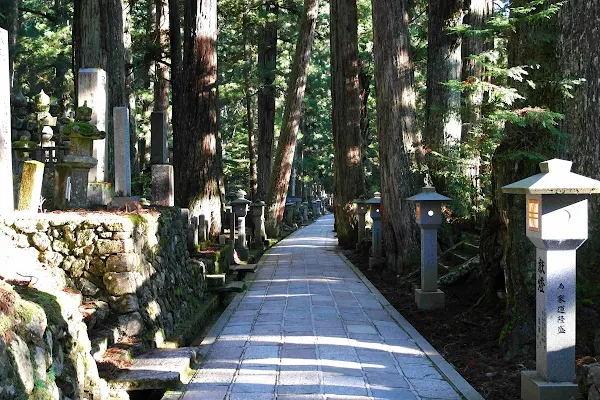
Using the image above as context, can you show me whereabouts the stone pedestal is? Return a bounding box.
[415,289,445,310]
[520,371,579,400]
[17,160,44,212]
[0,29,14,213]
[151,112,168,164]
[53,164,71,210]
[64,153,97,209]
[151,164,174,206]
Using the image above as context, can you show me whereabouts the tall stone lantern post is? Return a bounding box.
[366,192,385,269]
[250,201,266,250]
[502,159,600,400]
[407,186,451,310]
[230,190,252,261]
[354,198,369,249]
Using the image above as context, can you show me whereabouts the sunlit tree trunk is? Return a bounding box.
[257,1,278,201]
[425,0,464,158]
[371,0,423,273]
[243,12,257,201]
[173,0,222,236]
[264,0,320,237]
[330,0,364,247]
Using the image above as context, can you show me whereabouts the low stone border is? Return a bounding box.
[338,252,484,400]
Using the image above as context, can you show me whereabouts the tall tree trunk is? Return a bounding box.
[424,0,463,156]
[264,0,320,237]
[371,0,423,273]
[169,0,182,146]
[154,0,169,111]
[461,0,491,142]
[480,0,561,359]
[5,0,19,88]
[330,0,364,248]
[142,0,156,90]
[559,0,600,278]
[243,13,257,202]
[174,0,222,236]
[257,1,278,201]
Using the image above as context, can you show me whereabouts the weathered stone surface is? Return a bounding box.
[17,160,44,212]
[0,29,13,213]
[103,271,142,295]
[8,335,34,394]
[38,250,64,268]
[96,239,133,255]
[104,219,135,232]
[113,107,132,197]
[106,253,141,272]
[79,277,101,296]
[118,311,145,336]
[109,294,140,314]
[76,229,96,247]
[151,164,174,206]
[30,231,51,251]
[88,258,105,277]
[52,239,70,254]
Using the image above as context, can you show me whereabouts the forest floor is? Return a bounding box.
[343,250,534,400]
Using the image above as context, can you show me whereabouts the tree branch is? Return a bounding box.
[19,7,57,22]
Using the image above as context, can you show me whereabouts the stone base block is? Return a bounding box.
[88,182,113,206]
[521,371,579,400]
[415,289,445,310]
[368,257,386,269]
[109,196,141,210]
[151,164,174,207]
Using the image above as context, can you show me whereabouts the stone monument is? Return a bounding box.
[366,192,385,269]
[285,202,294,225]
[354,198,368,249]
[230,190,251,260]
[150,111,168,164]
[407,186,451,310]
[0,29,13,213]
[150,111,173,206]
[110,107,139,208]
[78,68,111,205]
[502,159,600,400]
[250,201,266,250]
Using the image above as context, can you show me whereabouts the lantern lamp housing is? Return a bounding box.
[230,190,252,217]
[406,186,450,228]
[366,192,382,220]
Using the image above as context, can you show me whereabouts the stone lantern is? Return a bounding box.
[366,192,385,269]
[407,186,451,310]
[311,200,319,220]
[502,159,600,400]
[230,190,252,260]
[250,201,266,250]
[284,202,294,226]
[353,198,369,247]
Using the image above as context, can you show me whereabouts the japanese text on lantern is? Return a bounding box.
[537,258,546,293]
[557,282,566,334]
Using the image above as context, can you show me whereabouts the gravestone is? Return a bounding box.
[250,201,265,250]
[18,160,44,212]
[78,69,107,180]
[187,216,199,251]
[502,159,600,400]
[151,164,174,206]
[407,186,451,310]
[113,107,131,196]
[0,29,13,213]
[151,112,168,164]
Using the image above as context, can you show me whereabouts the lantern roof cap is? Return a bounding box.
[230,190,251,205]
[406,186,451,202]
[502,159,600,195]
[365,192,381,205]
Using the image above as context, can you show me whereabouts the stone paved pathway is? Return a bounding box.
[177,214,481,400]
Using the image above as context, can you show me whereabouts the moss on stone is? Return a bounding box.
[62,122,97,137]
[14,288,63,327]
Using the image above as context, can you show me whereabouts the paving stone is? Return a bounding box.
[409,377,461,399]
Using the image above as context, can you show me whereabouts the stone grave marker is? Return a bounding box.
[18,160,44,212]
[151,164,174,206]
[0,29,13,213]
[407,186,451,310]
[78,69,107,182]
[151,112,168,164]
[502,159,600,400]
[113,107,131,196]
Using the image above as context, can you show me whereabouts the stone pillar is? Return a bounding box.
[0,29,13,213]
[311,200,319,219]
[227,206,235,246]
[53,164,71,210]
[231,191,251,260]
[151,164,174,206]
[291,168,296,196]
[113,107,131,196]
[17,160,44,212]
[77,68,107,183]
[150,111,168,165]
[250,201,265,250]
[187,216,199,252]
[301,202,308,222]
[355,199,368,245]
[367,192,385,269]
[198,214,208,243]
[285,202,294,225]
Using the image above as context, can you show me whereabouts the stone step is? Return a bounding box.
[90,327,120,361]
[80,300,111,330]
[213,281,246,293]
[108,347,200,391]
[229,264,257,273]
[205,274,226,287]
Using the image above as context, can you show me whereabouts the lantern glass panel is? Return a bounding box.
[528,199,540,232]
[416,203,421,222]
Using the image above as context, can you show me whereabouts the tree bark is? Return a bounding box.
[154,0,169,112]
[330,0,365,248]
[559,0,600,274]
[243,13,258,202]
[264,0,320,237]
[174,0,222,236]
[4,0,19,88]
[424,0,463,153]
[371,0,423,273]
[257,1,278,201]
[480,0,561,359]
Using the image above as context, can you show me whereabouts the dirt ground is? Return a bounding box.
[343,250,534,400]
